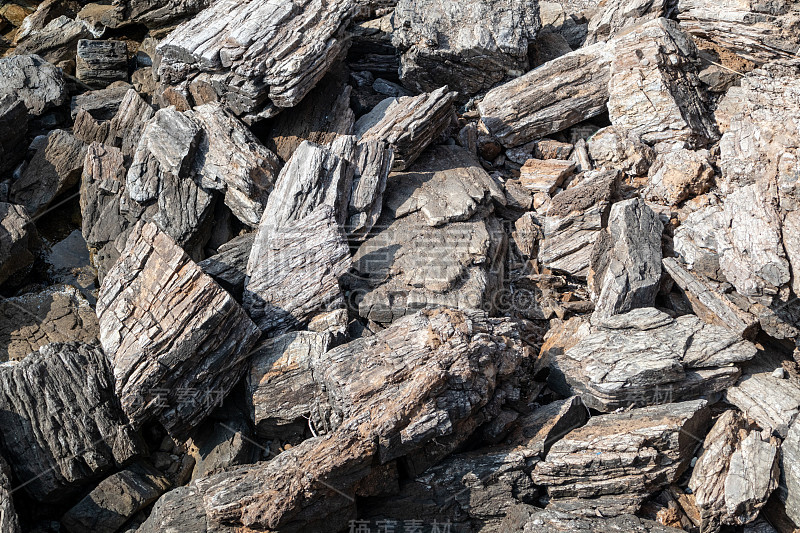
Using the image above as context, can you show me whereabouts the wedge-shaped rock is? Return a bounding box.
[538,170,617,278]
[0,54,66,115]
[358,87,458,170]
[13,16,93,64]
[588,198,663,320]
[689,410,780,532]
[190,103,281,227]
[142,309,530,532]
[96,221,261,438]
[520,159,575,194]
[0,202,35,286]
[645,148,714,205]
[198,233,254,298]
[677,0,800,64]
[725,370,800,439]
[391,0,540,97]
[126,0,212,28]
[516,509,686,532]
[156,0,354,117]
[74,88,156,156]
[478,41,613,148]
[586,0,668,44]
[532,400,710,512]
[10,129,86,217]
[0,96,30,175]
[76,39,128,88]
[61,462,171,533]
[607,18,717,148]
[0,342,142,502]
[342,138,394,238]
[548,308,757,411]
[0,456,21,533]
[0,285,99,362]
[781,419,800,526]
[244,205,351,335]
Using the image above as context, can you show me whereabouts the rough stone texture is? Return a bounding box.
[10,129,87,217]
[532,400,710,515]
[538,170,617,278]
[155,0,354,118]
[782,418,800,526]
[0,202,36,286]
[548,307,757,411]
[190,103,281,227]
[342,138,394,238]
[0,285,99,362]
[0,54,66,115]
[243,205,351,335]
[13,16,93,65]
[61,462,171,533]
[645,148,715,205]
[73,88,156,158]
[391,0,540,97]
[726,370,800,439]
[520,159,575,194]
[190,415,259,480]
[96,221,261,439]
[607,18,717,148]
[0,342,142,502]
[125,0,212,28]
[0,455,21,533]
[517,509,686,532]
[76,39,129,88]
[358,87,458,170]
[588,198,663,320]
[198,233,254,298]
[677,0,800,64]
[0,96,30,175]
[587,126,655,176]
[585,0,668,44]
[478,41,613,149]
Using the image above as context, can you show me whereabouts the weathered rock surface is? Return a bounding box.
[96,221,261,438]
[585,0,668,44]
[726,369,800,439]
[781,418,800,526]
[341,138,394,238]
[0,454,21,533]
[0,202,36,286]
[515,508,686,532]
[124,0,212,28]
[0,342,142,502]
[548,308,757,411]
[198,232,254,298]
[645,148,714,205]
[10,129,87,217]
[391,0,540,97]
[0,96,30,175]
[156,0,354,118]
[587,126,655,176]
[0,54,66,115]
[588,198,663,320]
[76,39,129,88]
[0,285,99,362]
[358,87,457,170]
[13,16,93,64]
[520,159,575,194]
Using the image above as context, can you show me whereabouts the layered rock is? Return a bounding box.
[0,456,21,533]
[587,126,655,177]
[0,54,66,115]
[645,148,715,205]
[96,221,261,438]
[585,0,668,44]
[725,368,800,439]
[76,39,129,88]
[198,232,254,298]
[0,202,36,286]
[514,508,686,532]
[782,418,800,526]
[0,96,30,175]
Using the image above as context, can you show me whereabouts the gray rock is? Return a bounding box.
[585,0,668,44]
[0,96,31,175]
[644,148,715,205]
[518,509,686,532]
[587,126,655,177]
[13,16,93,65]
[0,455,21,533]
[781,418,800,526]
[190,416,259,480]
[0,202,36,286]
[0,54,66,115]
[198,233,255,298]
[76,39,129,88]
[726,370,800,439]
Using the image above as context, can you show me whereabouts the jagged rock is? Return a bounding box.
[124,0,212,28]
[516,508,686,532]
[677,0,800,64]
[243,205,351,335]
[9,129,86,217]
[548,307,757,411]
[391,0,540,97]
[142,308,531,532]
[689,410,780,531]
[479,41,613,148]
[358,87,458,170]
[0,202,36,286]
[607,18,717,148]
[645,148,714,205]
[190,415,259,480]
[588,198,663,320]
[198,233,254,298]
[155,0,354,118]
[96,221,261,438]
[0,455,21,533]
[61,462,171,533]
[0,342,142,502]
[781,419,800,526]
[0,96,30,175]
[71,85,133,121]
[587,126,655,176]
[0,285,99,362]
[190,103,281,227]
[519,159,575,194]
[13,16,93,65]
[532,400,710,515]
[538,170,617,278]
[725,369,800,439]
[0,54,66,115]
[342,138,394,238]
[109,89,156,157]
[585,0,668,44]
[76,39,129,88]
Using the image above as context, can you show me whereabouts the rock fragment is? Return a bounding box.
[519,159,575,194]
[0,54,66,115]
[76,39,129,88]
[587,126,655,176]
[645,148,715,205]
[0,202,36,286]
[0,97,30,175]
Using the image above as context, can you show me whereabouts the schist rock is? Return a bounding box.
[124,0,212,28]
[341,138,394,238]
[0,96,31,175]
[198,232,255,298]
[644,148,715,205]
[0,202,36,286]
[0,342,142,502]
[73,88,155,156]
[677,0,800,64]
[391,0,540,97]
[71,85,133,121]
[76,39,129,88]
[587,126,656,177]
[0,285,99,362]
[155,0,355,119]
[689,410,780,532]
[0,455,21,533]
[13,16,93,65]
[532,400,711,516]
[585,0,669,45]
[519,159,576,194]
[547,307,757,411]
[9,129,87,217]
[781,419,800,526]
[538,170,617,278]
[357,86,458,170]
[513,508,686,532]
[96,221,261,439]
[588,198,663,320]
[141,308,531,532]
[725,367,800,439]
[0,54,66,115]
[243,205,351,335]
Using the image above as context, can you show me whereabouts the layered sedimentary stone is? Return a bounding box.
[198,233,254,297]
[587,126,655,176]
[585,0,668,44]
[0,96,30,175]
[725,370,800,439]
[0,53,66,115]
[0,456,21,533]
[76,39,129,88]
[0,202,36,286]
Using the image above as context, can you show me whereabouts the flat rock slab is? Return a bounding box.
[0,202,36,286]
[520,159,575,194]
[725,370,800,439]
[97,221,261,439]
[0,342,142,502]
[548,307,757,411]
[0,53,66,115]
